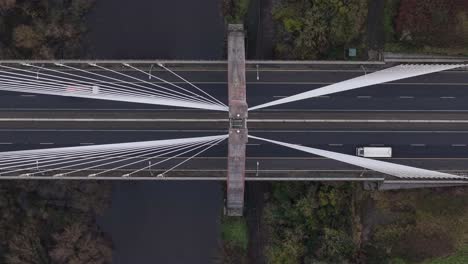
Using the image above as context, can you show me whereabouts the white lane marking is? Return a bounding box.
[248,119,468,123]
[440,96,456,99]
[328,144,343,147]
[262,109,468,112]
[3,129,468,133]
[246,143,261,146]
[3,108,468,112]
[357,95,372,99]
[19,94,37,97]
[411,144,426,147]
[39,142,54,145]
[0,142,13,144]
[399,96,414,99]
[0,118,227,122]
[246,82,468,85]
[451,144,467,147]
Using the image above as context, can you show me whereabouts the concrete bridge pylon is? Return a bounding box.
[226,24,248,216]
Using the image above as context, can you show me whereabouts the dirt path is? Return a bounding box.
[246,0,274,59]
[367,0,385,60]
[245,182,270,264]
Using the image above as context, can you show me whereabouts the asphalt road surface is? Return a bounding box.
[1,66,468,175]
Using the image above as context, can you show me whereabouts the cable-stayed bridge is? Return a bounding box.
[0,25,468,215]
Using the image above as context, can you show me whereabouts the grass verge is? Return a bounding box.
[221,217,249,251]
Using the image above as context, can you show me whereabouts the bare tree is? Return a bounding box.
[5,221,50,264]
[0,0,15,12]
[50,223,112,264]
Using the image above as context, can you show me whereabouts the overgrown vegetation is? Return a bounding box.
[0,0,97,59]
[384,0,468,56]
[220,216,248,264]
[0,2,111,263]
[222,0,250,24]
[0,181,112,264]
[261,183,468,264]
[272,0,368,60]
[424,247,468,264]
[363,187,468,264]
[263,183,359,263]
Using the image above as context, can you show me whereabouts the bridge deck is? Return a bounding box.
[227,24,248,216]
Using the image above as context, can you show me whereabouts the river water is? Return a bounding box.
[86,0,225,59]
[86,1,226,263]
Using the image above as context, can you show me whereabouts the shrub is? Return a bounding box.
[13,25,44,49]
[272,0,367,59]
[221,217,248,251]
[316,228,356,262]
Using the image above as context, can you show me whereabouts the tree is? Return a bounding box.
[315,228,356,262]
[0,0,15,12]
[70,0,97,17]
[266,228,305,264]
[13,24,44,49]
[395,0,468,46]
[273,0,367,59]
[5,221,50,264]
[50,223,112,264]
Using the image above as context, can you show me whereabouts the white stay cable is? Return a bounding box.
[249,64,467,111]
[0,143,170,168]
[96,63,225,107]
[0,65,226,110]
[1,144,170,175]
[0,82,225,111]
[157,63,227,107]
[62,63,218,105]
[123,63,227,107]
[0,137,216,175]
[0,137,207,164]
[0,78,199,104]
[125,136,227,177]
[58,63,220,106]
[0,66,212,105]
[249,135,468,180]
[155,137,226,177]
[29,63,208,103]
[0,135,227,176]
[0,135,225,157]
[88,137,224,177]
[0,141,195,174]
[32,140,208,177]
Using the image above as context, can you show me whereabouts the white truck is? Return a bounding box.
[356,147,392,158]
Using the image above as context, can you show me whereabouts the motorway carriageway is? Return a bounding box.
[0,68,467,111]
[2,109,468,159]
[0,68,467,172]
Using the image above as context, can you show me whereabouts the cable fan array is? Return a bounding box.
[0,135,227,178]
[250,135,467,180]
[0,62,466,180]
[0,63,227,111]
[249,64,468,110]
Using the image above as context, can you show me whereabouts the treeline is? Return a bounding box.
[0,0,97,59]
[221,0,250,24]
[263,183,358,263]
[262,183,468,264]
[385,0,468,55]
[0,181,112,264]
[272,0,367,59]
